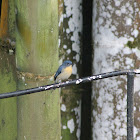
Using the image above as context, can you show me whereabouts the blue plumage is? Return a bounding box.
[54,60,72,82]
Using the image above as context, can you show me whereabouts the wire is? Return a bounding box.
[0,69,140,99]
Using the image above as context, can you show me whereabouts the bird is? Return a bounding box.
[54,60,72,82]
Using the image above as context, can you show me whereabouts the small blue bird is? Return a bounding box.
[54,60,72,82]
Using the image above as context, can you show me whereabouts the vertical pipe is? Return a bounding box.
[127,72,134,140]
[81,0,93,139]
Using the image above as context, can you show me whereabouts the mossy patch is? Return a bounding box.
[126,35,140,49]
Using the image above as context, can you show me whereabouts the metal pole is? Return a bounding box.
[127,72,134,140]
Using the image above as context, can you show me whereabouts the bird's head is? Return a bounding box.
[63,60,72,67]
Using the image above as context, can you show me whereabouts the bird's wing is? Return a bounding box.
[54,65,63,80]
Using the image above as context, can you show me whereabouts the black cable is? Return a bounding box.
[0,69,140,99]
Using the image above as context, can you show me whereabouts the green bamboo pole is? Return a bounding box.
[15,0,60,139]
[0,1,17,139]
[0,50,17,140]
[8,0,16,40]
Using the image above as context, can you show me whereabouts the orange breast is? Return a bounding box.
[64,65,72,74]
